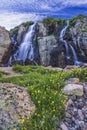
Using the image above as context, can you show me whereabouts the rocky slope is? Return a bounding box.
[59,78,87,130]
[0,15,87,67]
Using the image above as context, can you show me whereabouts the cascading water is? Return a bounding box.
[8,23,37,66]
[69,44,83,66]
[69,45,78,61]
[60,20,70,60]
[60,20,83,66]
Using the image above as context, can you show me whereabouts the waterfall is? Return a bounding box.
[69,44,83,66]
[14,23,35,62]
[60,20,83,66]
[8,23,37,66]
[60,20,70,60]
[69,45,78,61]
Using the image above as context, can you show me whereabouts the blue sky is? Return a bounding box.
[0,0,87,30]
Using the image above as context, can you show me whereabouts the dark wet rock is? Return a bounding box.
[0,126,3,130]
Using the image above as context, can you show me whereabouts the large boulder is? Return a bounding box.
[0,26,11,64]
[0,83,35,130]
[63,84,84,96]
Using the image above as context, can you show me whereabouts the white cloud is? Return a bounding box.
[0,0,87,30]
[61,0,87,6]
[0,0,87,12]
[0,12,44,30]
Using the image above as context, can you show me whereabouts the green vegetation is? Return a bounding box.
[0,70,8,78]
[70,14,86,26]
[11,26,19,34]
[0,65,87,130]
[42,17,66,36]
[21,21,34,27]
[11,21,34,34]
[43,17,66,25]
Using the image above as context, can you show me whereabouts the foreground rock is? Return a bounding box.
[63,84,84,96]
[60,81,87,130]
[0,83,35,130]
[65,78,80,84]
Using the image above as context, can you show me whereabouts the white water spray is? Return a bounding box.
[8,23,37,66]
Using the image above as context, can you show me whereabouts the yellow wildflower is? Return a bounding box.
[14,128,16,130]
[21,118,25,124]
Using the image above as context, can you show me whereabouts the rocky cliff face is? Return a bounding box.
[34,19,66,66]
[66,15,87,63]
[50,15,87,67]
[1,25,27,66]
[0,26,11,65]
[0,16,87,67]
[2,19,65,66]
[35,22,58,66]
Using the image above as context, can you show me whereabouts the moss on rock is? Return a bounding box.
[70,14,86,26]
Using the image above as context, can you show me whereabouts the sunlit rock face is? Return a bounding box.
[0,26,11,64]
[1,24,28,66]
[36,22,58,66]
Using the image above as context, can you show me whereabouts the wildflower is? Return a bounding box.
[52,109,55,112]
[35,113,37,116]
[14,128,16,130]
[38,90,40,93]
[21,118,25,124]
[51,101,54,104]
[38,101,40,104]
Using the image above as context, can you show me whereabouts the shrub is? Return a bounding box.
[11,26,19,34]
[43,17,66,25]
[22,21,34,27]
